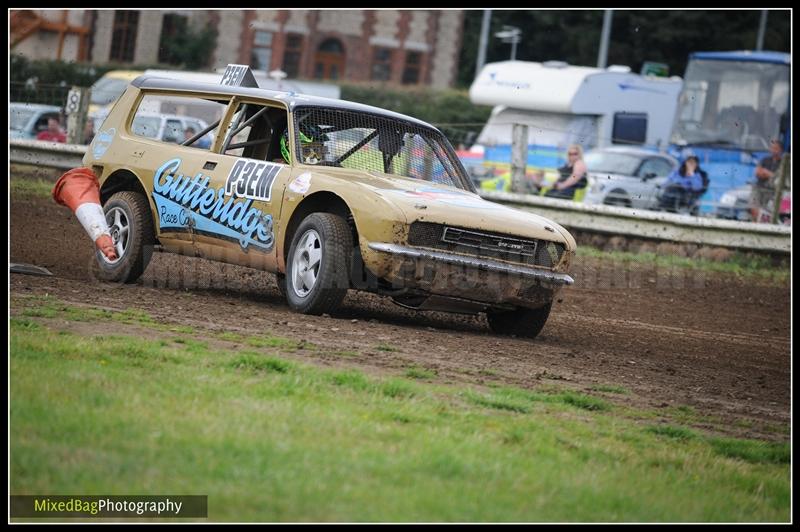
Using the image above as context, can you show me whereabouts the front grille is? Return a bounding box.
[408,222,565,268]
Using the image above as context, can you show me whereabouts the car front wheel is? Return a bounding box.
[486,302,553,339]
[284,213,353,315]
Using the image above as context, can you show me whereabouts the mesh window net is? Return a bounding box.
[292,107,469,190]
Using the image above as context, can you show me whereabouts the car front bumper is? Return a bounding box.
[366,242,574,309]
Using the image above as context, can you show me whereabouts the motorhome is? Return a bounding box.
[469,60,683,182]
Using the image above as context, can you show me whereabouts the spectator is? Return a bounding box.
[36,117,67,143]
[544,144,588,200]
[750,139,783,221]
[523,169,545,194]
[83,119,95,145]
[658,155,706,212]
[184,126,211,149]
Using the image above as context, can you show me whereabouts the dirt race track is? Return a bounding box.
[11,191,792,440]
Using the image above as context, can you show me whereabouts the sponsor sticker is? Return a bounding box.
[224,158,282,202]
[91,128,115,159]
[152,158,274,251]
[288,173,312,194]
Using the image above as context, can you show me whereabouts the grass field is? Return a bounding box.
[576,246,790,284]
[10,297,790,522]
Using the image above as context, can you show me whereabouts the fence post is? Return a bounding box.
[770,153,790,224]
[511,123,528,193]
[65,86,90,145]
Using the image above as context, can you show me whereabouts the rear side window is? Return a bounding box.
[612,112,647,146]
[131,93,228,150]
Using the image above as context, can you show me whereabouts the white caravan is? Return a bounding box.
[470,60,683,153]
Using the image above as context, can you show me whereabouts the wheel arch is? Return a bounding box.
[99,169,159,242]
[604,188,632,207]
[280,191,357,272]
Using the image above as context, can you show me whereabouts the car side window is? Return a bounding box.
[130,93,227,151]
[221,102,287,162]
[638,158,674,178]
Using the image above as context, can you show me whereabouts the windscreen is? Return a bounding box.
[671,59,789,151]
[584,151,642,176]
[292,107,472,191]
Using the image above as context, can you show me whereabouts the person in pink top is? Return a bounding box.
[36,117,67,143]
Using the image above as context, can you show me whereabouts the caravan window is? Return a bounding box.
[612,113,647,145]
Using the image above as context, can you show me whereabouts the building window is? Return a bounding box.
[251,30,273,71]
[110,10,139,63]
[371,47,393,81]
[402,51,422,85]
[282,33,303,78]
[158,14,187,65]
[313,38,345,81]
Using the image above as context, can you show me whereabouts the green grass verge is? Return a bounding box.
[10,177,56,199]
[576,246,789,284]
[10,320,790,522]
[9,299,790,521]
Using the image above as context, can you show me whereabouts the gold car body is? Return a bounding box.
[84,74,575,312]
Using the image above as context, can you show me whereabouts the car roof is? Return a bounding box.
[102,70,145,80]
[131,75,436,131]
[587,146,677,161]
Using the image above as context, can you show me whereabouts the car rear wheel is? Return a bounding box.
[94,191,154,283]
[486,302,553,339]
[284,213,353,315]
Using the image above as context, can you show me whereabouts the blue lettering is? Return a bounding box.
[152,159,273,250]
[154,158,181,194]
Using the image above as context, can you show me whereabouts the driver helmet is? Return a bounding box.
[280,127,327,165]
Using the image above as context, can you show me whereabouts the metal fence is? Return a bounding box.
[9,139,791,255]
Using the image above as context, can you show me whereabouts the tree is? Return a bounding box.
[158,18,218,71]
[457,10,790,87]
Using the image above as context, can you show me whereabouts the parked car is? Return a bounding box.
[81,67,576,338]
[582,147,679,210]
[716,184,791,224]
[129,112,214,148]
[10,103,63,140]
[88,70,144,117]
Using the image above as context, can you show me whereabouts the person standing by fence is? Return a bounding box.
[36,116,67,143]
[750,139,783,222]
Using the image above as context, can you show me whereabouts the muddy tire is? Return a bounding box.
[275,272,288,298]
[285,213,353,315]
[486,302,553,339]
[94,191,155,284]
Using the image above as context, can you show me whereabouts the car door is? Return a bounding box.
[128,93,231,257]
[190,98,293,273]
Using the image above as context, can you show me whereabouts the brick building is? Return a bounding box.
[11,9,465,89]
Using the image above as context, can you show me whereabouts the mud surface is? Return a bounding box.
[11,191,791,440]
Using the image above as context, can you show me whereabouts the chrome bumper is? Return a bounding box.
[367,243,574,286]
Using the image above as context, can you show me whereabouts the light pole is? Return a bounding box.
[475,10,492,77]
[495,25,521,61]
